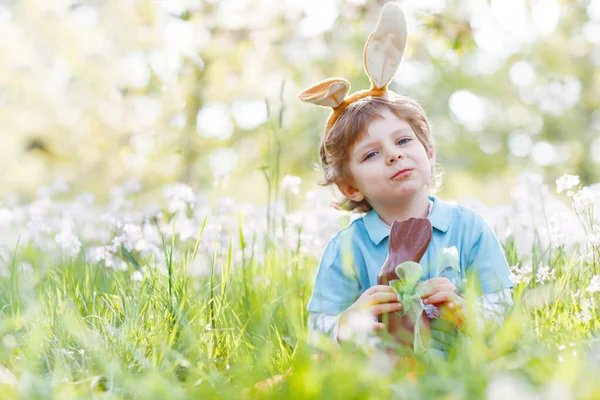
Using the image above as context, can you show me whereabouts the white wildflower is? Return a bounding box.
[588,233,600,247]
[578,297,595,323]
[163,183,195,214]
[122,179,142,194]
[535,265,555,284]
[579,247,595,265]
[587,275,600,294]
[122,224,141,251]
[50,180,69,195]
[573,187,600,210]
[121,223,157,254]
[0,365,17,385]
[540,380,573,400]
[578,309,592,323]
[176,217,198,241]
[509,263,533,285]
[36,186,52,199]
[109,235,124,253]
[131,270,144,281]
[28,198,51,220]
[508,263,522,285]
[55,230,82,256]
[0,208,14,226]
[337,311,375,343]
[281,175,302,195]
[212,171,229,187]
[509,272,522,285]
[486,373,537,400]
[556,174,580,194]
[110,180,142,201]
[88,246,115,268]
[2,335,16,349]
[367,349,397,377]
[215,197,236,214]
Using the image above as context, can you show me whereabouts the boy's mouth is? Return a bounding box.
[390,168,412,180]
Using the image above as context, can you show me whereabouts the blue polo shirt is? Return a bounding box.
[307,196,513,316]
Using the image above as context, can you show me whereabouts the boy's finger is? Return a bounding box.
[367,292,400,305]
[364,285,397,295]
[374,322,386,330]
[371,302,403,316]
[422,291,457,305]
[420,283,455,298]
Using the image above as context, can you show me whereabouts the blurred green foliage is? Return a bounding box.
[1,0,599,204]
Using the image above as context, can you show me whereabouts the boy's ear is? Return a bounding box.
[337,179,365,203]
[428,147,436,166]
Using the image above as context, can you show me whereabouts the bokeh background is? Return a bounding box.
[1,0,599,206]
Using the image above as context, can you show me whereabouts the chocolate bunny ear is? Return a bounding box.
[363,3,408,90]
[298,78,350,108]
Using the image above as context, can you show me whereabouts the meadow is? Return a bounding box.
[2,1,600,398]
[0,171,599,399]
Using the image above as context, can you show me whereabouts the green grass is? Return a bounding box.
[0,225,599,399]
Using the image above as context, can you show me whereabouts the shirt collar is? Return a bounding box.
[363,196,452,246]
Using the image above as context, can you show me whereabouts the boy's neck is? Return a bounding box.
[375,192,431,227]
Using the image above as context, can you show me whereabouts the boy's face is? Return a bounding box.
[338,108,435,211]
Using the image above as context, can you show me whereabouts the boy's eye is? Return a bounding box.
[397,138,411,145]
[364,152,376,160]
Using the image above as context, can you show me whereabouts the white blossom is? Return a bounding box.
[0,208,14,226]
[587,275,600,294]
[131,270,144,281]
[578,297,595,323]
[573,187,600,210]
[486,373,538,400]
[535,265,555,284]
[509,263,533,285]
[281,175,302,195]
[0,366,17,385]
[556,174,580,194]
[337,311,375,343]
[578,308,592,323]
[55,230,82,256]
[121,223,159,254]
[588,233,600,247]
[163,183,195,214]
[87,246,115,268]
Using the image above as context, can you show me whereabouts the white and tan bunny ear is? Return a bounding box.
[298,78,350,108]
[363,3,408,90]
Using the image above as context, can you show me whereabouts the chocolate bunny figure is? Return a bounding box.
[377,218,432,349]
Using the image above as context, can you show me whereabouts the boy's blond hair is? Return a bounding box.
[317,95,442,213]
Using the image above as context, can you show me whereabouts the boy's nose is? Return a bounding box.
[386,153,402,165]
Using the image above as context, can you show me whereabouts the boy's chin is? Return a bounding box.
[385,188,427,203]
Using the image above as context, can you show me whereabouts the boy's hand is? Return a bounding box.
[417,277,467,326]
[337,285,403,343]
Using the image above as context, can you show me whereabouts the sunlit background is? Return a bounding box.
[1,2,600,396]
[1,0,599,206]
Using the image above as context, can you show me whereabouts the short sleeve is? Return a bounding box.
[307,236,361,315]
[466,216,514,294]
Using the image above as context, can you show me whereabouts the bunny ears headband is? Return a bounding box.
[298,3,408,134]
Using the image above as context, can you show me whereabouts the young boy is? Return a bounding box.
[306,96,513,352]
[299,3,513,354]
